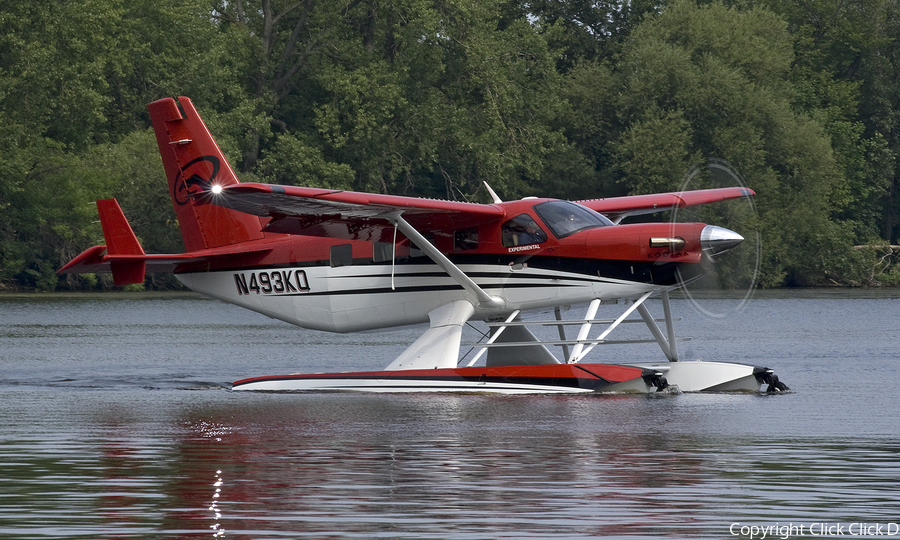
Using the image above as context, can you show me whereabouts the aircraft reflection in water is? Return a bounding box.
[161,399,716,537]
[60,97,787,394]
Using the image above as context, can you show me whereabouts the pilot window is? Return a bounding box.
[454,227,479,251]
[533,200,613,239]
[501,215,547,247]
[330,244,353,267]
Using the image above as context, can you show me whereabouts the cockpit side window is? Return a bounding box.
[454,227,479,251]
[533,200,613,239]
[501,214,547,247]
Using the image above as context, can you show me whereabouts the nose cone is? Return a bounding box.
[700,225,744,255]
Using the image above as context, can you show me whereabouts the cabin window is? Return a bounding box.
[330,244,353,267]
[533,200,613,239]
[501,214,547,247]
[454,228,479,251]
[373,242,394,263]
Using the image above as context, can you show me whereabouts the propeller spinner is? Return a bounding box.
[700,225,744,256]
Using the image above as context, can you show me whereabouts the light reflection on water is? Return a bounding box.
[1,292,900,538]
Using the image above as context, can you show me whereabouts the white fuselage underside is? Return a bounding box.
[177,263,662,332]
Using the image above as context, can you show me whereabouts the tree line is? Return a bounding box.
[1,0,898,291]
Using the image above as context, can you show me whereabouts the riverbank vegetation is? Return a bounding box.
[2,0,899,291]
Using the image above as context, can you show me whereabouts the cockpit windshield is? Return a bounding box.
[533,200,613,239]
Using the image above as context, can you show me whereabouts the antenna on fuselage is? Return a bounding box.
[483,181,503,204]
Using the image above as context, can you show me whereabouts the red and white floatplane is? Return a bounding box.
[60,97,788,395]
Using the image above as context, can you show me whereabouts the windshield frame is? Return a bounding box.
[533,200,614,239]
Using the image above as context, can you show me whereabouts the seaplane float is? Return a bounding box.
[60,97,788,395]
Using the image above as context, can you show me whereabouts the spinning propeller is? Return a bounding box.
[672,160,761,318]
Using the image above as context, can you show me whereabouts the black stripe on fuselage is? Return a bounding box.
[180,255,697,287]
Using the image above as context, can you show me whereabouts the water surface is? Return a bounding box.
[1,291,899,538]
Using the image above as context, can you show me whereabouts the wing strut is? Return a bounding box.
[391,220,398,290]
[387,214,504,309]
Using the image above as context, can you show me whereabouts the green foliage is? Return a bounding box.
[1,0,898,289]
[0,140,107,290]
[590,0,866,286]
[758,0,900,248]
[257,132,355,189]
[0,0,116,149]
[518,0,665,68]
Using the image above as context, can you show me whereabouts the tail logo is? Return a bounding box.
[173,155,221,206]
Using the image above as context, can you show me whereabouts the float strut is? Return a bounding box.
[636,290,679,362]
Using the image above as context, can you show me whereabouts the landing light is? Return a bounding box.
[649,237,686,249]
[211,184,223,195]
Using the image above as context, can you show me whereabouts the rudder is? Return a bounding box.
[148,97,264,252]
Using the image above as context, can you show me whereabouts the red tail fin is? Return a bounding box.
[97,198,146,286]
[148,97,264,252]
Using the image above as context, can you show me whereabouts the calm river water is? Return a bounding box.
[1,290,899,539]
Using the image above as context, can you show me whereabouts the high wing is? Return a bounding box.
[577,187,755,224]
[204,184,754,238]
[201,183,505,242]
[205,184,754,238]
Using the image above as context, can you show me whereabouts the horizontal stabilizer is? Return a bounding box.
[58,248,263,283]
[58,245,108,275]
[59,198,272,285]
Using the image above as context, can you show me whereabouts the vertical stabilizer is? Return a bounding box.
[96,198,146,286]
[148,97,264,252]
